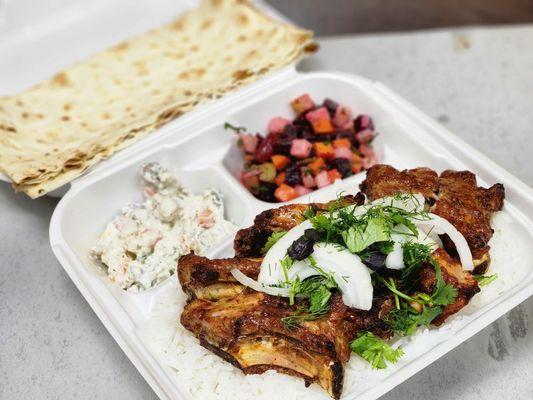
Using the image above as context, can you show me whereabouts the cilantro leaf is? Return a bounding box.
[342,217,390,253]
[303,206,316,220]
[431,261,458,306]
[261,231,287,254]
[350,331,404,369]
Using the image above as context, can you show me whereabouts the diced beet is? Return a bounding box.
[290,139,313,158]
[256,182,277,202]
[354,114,374,132]
[241,171,260,190]
[306,107,334,134]
[254,136,275,163]
[333,106,352,129]
[322,98,339,117]
[268,117,292,135]
[315,170,331,188]
[335,130,358,146]
[294,184,313,196]
[333,146,353,160]
[359,144,375,158]
[240,133,258,153]
[356,129,374,144]
[330,158,352,178]
[284,164,302,185]
[291,94,315,115]
[272,130,296,156]
[301,169,316,188]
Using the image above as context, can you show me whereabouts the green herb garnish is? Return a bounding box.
[473,273,498,287]
[224,122,247,132]
[261,231,287,254]
[350,331,404,369]
[401,242,433,289]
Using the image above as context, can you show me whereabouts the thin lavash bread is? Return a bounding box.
[0,0,317,198]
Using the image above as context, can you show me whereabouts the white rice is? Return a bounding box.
[138,211,529,400]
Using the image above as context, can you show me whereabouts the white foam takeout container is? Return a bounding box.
[3,1,533,400]
[48,68,533,399]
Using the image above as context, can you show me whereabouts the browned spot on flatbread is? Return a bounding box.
[237,12,249,25]
[21,112,29,119]
[232,69,253,81]
[237,34,247,42]
[52,72,71,87]
[190,45,199,52]
[184,90,193,96]
[63,103,72,111]
[112,42,129,52]
[201,19,213,30]
[61,115,71,122]
[211,0,222,6]
[179,68,205,80]
[102,112,111,120]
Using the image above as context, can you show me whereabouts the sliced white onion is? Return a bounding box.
[414,213,474,271]
[230,269,291,297]
[311,243,373,310]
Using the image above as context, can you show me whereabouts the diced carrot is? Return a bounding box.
[274,171,286,186]
[274,184,299,202]
[306,107,334,134]
[314,141,334,160]
[333,138,351,149]
[271,155,290,171]
[309,157,326,176]
[291,94,315,115]
[351,153,364,174]
[327,169,342,183]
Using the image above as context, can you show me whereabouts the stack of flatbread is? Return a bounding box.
[0,0,316,197]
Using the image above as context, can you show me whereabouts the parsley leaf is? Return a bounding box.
[261,231,287,254]
[350,331,404,369]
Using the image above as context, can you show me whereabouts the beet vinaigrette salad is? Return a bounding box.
[225,94,379,203]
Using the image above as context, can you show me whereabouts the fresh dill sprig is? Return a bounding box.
[401,242,433,289]
[261,231,287,254]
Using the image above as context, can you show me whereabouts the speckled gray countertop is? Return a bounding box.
[1,25,533,400]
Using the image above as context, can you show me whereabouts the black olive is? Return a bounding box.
[303,228,321,242]
[287,235,315,261]
[362,251,387,271]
